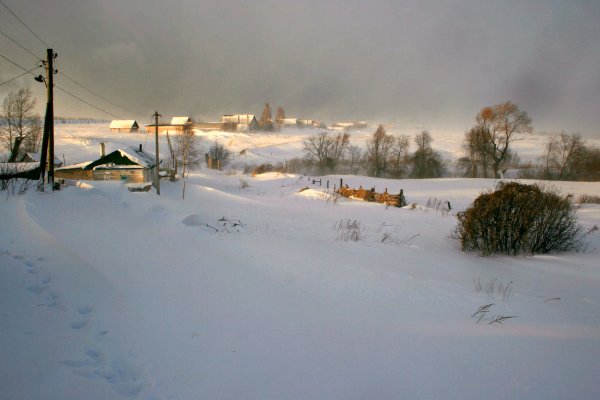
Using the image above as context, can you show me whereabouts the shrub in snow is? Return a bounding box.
[334,219,365,242]
[455,182,585,255]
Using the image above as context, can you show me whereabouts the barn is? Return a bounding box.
[221,114,259,132]
[109,120,140,133]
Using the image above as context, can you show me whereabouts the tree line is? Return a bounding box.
[301,125,445,178]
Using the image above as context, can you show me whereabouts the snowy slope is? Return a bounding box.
[1,124,600,399]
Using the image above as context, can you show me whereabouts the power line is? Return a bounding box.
[1,5,144,118]
[55,84,123,119]
[0,27,42,60]
[0,66,37,86]
[0,51,123,119]
[60,71,144,117]
[0,51,39,74]
[0,0,49,48]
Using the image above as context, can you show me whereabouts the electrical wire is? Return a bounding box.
[0,51,123,119]
[0,66,37,86]
[0,0,49,48]
[55,84,123,119]
[0,4,143,120]
[60,71,144,117]
[0,27,42,60]
[0,51,39,74]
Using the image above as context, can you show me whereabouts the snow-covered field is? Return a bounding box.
[2,124,600,399]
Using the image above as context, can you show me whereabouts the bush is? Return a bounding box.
[251,163,275,176]
[577,194,600,204]
[455,182,585,255]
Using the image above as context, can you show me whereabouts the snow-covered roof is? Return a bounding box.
[20,152,62,165]
[170,117,192,125]
[221,114,256,124]
[56,161,92,170]
[109,120,138,129]
[118,146,157,167]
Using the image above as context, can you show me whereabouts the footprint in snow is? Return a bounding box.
[62,349,147,398]
[70,319,89,330]
[26,284,45,294]
[78,305,94,315]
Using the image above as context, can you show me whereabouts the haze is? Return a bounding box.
[1,0,599,137]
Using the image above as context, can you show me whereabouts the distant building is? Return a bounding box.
[331,121,368,131]
[221,115,259,132]
[19,152,63,167]
[297,119,321,128]
[280,118,299,127]
[194,122,223,132]
[145,116,194,135]
[109,120,139,133]
[170,116,193,126]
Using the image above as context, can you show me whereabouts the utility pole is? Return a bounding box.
[153,111,161,195]
[37,49,56,191]
[47,49,56,190]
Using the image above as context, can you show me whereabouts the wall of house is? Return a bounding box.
[92,169,150,183]
[55,169,94,181]
[56,168,153,183]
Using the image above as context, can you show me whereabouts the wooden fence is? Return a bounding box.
[337,185,406,207]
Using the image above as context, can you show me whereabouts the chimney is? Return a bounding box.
[139,144,143,152]
[100,142,105,157]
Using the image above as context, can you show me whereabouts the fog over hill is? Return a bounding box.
[1,1,599,139]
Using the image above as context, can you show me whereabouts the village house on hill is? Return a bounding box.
[109,120,139,133]
[55,144,159,183]
[221,114,259,132]
[144,116,195,135]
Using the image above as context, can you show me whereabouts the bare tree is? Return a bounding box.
[275,107,285,126]
[389,135,410,178]
[345,144,363,174]
[365,124,395,177]
[303,131,349,173]
[175,123,201,178]
[410,131,444,178]
[259,102,273,131]
[462,126,492,178]
[472,102,532,178]
[208,141,231,169]
[541,132,585,180]
[1,88,42,160]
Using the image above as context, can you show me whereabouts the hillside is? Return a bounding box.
[1,124,600,399]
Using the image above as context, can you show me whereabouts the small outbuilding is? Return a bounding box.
[109,120,140,133]
[19,152,63,167]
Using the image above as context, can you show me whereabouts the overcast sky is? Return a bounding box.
[1,0,599,137]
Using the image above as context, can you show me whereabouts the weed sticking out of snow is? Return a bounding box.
[474,278,514,300]
[334,219,365,242]
[239,179,250,190]
[471,303,517,325]
[375,223,420,245]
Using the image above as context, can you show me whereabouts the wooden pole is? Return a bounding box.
[37,49,54,191]
[153,111,161,195]
[47,49,55,190]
